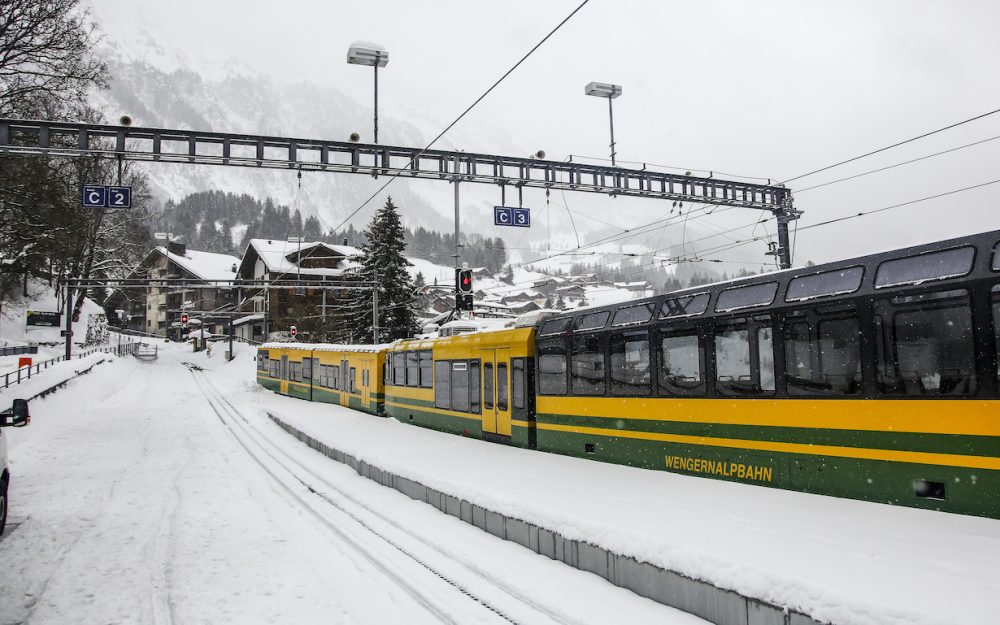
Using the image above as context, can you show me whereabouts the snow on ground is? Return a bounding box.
[218,370,1000,625]
[0,343,705,625]
[4,341,996,625]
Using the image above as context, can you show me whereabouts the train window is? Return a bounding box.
[269,360,278,378]
[498,363,509,411]
[451,362,470,412]
[540,317,572,335]
[876,289,976,395]
[660,293,709,319]
[786,316,862,396]
[384,361,391,384]
[406,351,419,387]
[574,311,610,331]
[392,352,405,386]
[257,351,268,370]
[470,362,481,414]
[659,332,705,396]
[317,365,326,388]
[302,358,313,381]
[875,246,975,289]
[349,368,357,393]
[419,351,433,388]
[715,319,774,395]
[538,340,568,395]
[571,334,605,395]
[716,282,778,313]
[484,363,494,409]
[759,327,775,392]
[434,361,451,409]
[992,285,1000,382]
[786,266,864,302]
[993,243,1000,271]
[610,330,651,396]
[612,302,655,327]
[512,359,526,409]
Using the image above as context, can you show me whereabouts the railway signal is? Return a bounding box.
[455,268,474,311]
[181,313,189,324]
[290,325,297,338]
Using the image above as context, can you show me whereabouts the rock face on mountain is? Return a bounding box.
[92,51,453,234]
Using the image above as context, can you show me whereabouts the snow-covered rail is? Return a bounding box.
[185,364,583,625]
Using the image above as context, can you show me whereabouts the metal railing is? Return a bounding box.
[1,342,139,390]
[0,345,39,357]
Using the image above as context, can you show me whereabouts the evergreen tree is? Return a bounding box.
[347,197,417,342]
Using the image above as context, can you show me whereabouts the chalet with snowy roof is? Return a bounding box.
[234,238,361,341]
[106,241,240,339]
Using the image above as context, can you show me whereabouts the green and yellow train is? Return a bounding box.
[258,229,1000,518]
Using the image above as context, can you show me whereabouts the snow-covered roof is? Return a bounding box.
[158,246,240,283]
[244,239,361,277]
[232,313,264,326]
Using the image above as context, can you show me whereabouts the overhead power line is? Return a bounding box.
[328,0,591,236]
[796,134,1000,193]
[782,106,1000,184]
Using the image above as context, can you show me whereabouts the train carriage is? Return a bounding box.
[257,343,387,415]
[383,327,535,445]
[256,229,1000,518]
[530,229,1000,517]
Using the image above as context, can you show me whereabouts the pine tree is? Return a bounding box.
[347,197,417,342]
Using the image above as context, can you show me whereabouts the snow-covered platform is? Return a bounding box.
[256,392,998,625]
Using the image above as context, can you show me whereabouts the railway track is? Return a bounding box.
[183,362,583,625]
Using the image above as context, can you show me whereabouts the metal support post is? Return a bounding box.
[453,177,461,319]
[773,204,801,270]
[228,318,234,361]
[64,282,72,359]
[608,96,617,167]
[372,285,379,344]
[373,61,379,144]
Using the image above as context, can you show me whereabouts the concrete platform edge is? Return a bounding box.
[268,413,825,625]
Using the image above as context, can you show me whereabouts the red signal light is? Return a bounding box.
[181,313,189,324]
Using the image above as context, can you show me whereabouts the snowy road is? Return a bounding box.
[0,345,703,625]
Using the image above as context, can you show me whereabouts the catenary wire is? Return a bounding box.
[781,106,1000,184]
[795,134,1000,193]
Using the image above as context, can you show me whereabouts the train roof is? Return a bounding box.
[535,228,1000,334]
[259,342,391,352]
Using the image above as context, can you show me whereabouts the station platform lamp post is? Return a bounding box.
[584,82,622,166]
[347,43,389,144]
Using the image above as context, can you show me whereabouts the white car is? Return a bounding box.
[0,399,30,536]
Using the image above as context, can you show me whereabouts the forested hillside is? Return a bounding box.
[153,191,509,272]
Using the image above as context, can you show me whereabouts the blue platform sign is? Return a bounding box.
[80,185,132,208]
[494,206,512,226]
[494,206,530,228]
[107,186,132,208]
[81,185,106,208]
[512,207,530,228]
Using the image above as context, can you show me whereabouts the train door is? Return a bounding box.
[481,348,512,438]
[340,359,350,408]
[280,355,289,395]
[360,355,371,409]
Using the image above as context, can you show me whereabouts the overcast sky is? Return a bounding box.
[86,0,1000,268]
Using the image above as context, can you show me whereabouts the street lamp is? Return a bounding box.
[347,42,389,144]
[584,81,623,166]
